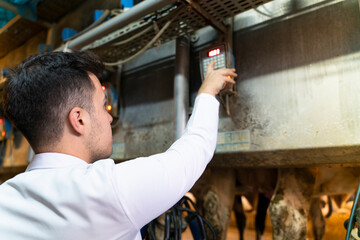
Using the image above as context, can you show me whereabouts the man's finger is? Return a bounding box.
[225,78,236,85]
[206,61,216,75]
[218,69,237,77]
[227,72,238,78]
[222,76,236,84]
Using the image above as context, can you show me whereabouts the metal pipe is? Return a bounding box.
[57,0,175,51]
[0,0,19,15]
[174,35,190,140]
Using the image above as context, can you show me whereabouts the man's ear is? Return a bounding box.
[68,107,88,135]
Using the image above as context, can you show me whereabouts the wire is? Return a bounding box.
[111,25,153,46]
[103,19,173,66]
[253,6,274,18]
[104,5,184,66]
[110,9,123,16]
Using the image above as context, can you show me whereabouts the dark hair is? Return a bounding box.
[2,51,104,150]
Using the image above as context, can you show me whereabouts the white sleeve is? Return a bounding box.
[111,93,219,230]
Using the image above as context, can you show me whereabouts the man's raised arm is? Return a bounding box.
[112,62,237,229]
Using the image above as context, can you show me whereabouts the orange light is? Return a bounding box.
[227,75,231,79]
[106,105,112,111]
[1,131,5,138]
[101,85,106,91]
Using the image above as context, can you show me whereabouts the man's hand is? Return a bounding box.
[197,61,237,97]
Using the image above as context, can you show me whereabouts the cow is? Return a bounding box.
[270,167,360,240]
[189,167,276,240]
[191,166,360,240]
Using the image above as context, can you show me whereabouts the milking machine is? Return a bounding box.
[142,196,216,240]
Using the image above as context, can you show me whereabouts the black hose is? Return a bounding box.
[143,196,217,240]
[148,221,157,240]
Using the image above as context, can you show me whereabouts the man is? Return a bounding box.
[0,51,236,239]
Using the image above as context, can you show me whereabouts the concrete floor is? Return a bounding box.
[182,197,352,239]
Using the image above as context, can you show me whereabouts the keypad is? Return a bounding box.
[202,53,226,77]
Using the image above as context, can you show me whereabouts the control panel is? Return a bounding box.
[199,43,235,93]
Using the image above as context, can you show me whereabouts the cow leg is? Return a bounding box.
[233,195,246,240]
[269,168,317,240]
[255,193,270,240]
[200,168,236,240]
[310,197,326,240]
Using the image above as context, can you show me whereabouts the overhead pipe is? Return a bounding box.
[174,35,190,140]
[57,0,175,51]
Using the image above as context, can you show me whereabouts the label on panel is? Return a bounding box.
[216,130,251,153]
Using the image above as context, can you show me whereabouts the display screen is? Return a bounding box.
[208,48,220,57]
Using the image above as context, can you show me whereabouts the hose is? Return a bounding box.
[143,195,217,240]
[345,180,360,240]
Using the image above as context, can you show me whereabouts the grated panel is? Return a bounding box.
[91,3,207,62]
[87,0,273,63]
[198,0,272,23]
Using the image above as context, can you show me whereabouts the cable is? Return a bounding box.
[143,195,217,240]
[345,180,360,240]
[110,9,123,16]
[164,213,171,240]
[111,25,153,46]
[103,19,172,66]
[104,5,184,66]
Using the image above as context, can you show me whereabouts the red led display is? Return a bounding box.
[208,48,220,57]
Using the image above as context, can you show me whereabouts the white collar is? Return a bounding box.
[26,153,88,171]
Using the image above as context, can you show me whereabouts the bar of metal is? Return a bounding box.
[174,36,190,140]
[57,0,175,51]
[0,0,19,14]
[182,0,227,33]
